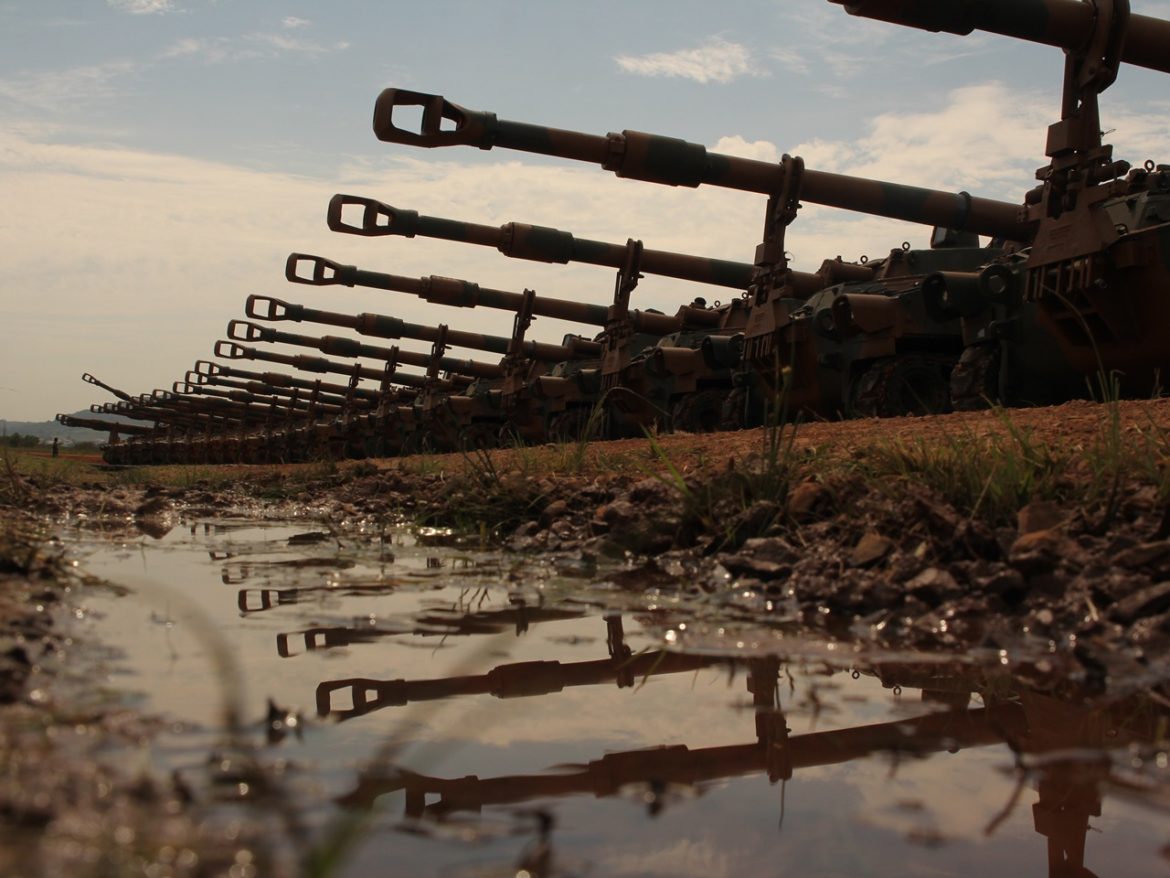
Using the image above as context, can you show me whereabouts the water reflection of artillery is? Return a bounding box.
[221,558,356,585]
[276,599,587,658]
[332,643,1169,877]
[887,662,1170,877]
[314,616,723,721]
[232,563,460,613]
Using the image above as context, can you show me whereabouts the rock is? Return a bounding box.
[628,478,674,504]
[788,480,828,519]
[741,536,797,563]
[133,498,170,519]
[1007,528,1066,575]
[1107,581,1170,624]
[1016,500,1069,535]
[729,501,780,547]
[975,568,1027,600]
[1126,612,1170,648]
[510,521,539,540]
[134,496,176,539]
[1114,540,1170,570]
[905,567,960,605]
[548,518,576,540]
[849,532,894,568]
[718,553,788,580]
[599,499,638,527]
[540,499,569,528]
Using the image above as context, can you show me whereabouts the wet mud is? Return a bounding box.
[2,403,1170,874]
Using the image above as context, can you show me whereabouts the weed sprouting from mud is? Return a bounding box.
[638,373,799,550]
[862,411,1063,526]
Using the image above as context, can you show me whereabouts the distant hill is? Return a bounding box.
[1,412,134,445]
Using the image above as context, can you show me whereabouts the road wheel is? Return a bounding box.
[549,409,593,443]
[671,389,726,433]
[720,385,749,430]
[849,354,953,418]
[457,422,498,451]
[950,344,1001,411]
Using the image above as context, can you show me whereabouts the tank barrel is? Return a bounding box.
[325,196,756,288]
[212,340,472,391]
[81,372,134,402]
[370,91,1031,240]
[225,319,504,380]
[56,413,154,436]
[286,253,611,326]
[175,381,352,416]
[828,0,1170,76]
[248,294,508,356]
[190,360,389,402]
[248,294,602,362]
[182,371,373,411]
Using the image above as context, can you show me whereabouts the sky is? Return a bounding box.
[2,0,1170,423]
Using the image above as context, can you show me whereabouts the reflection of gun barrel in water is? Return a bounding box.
[339,702,1026,813]
[316,649,717,720]
[276,604,587,657]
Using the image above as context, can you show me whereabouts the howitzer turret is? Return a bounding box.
[370,91,1031,241]
[224,319,515,452]
[831,0,1170,409]
[285,249,753,439]
[211,340,480,459]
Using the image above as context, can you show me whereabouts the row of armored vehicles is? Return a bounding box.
[69,0,1170,465]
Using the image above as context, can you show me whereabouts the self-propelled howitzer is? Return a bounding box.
[832,0,1170,408]
[285,247,760,440]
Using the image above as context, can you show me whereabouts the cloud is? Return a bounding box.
[0,60,139,112]
[711,135,780,163]
[282,16,311,29]
[600,839,732,878]
[615,38,759,85]
[160,32,349,63]
[107,0,174,13]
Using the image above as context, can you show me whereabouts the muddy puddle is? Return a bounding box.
[65,517,1170,877]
